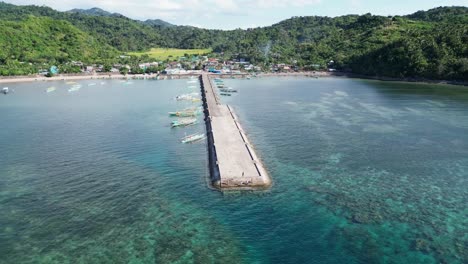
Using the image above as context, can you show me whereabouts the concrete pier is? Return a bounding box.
[200,74,271,190]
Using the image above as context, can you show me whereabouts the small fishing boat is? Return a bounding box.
[46,87,56,93]
[68,85,81,92]
[2,87,9,94]
[169,107,202,117]
[181,133,205,144]
[171,118,198,128]
[175,93,199,101]
[169,111,200,117]
[219,88,237,93]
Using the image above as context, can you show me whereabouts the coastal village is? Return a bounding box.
[33,54,334,77]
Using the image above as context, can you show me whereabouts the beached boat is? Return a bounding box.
[171,118,198,128]
[2,87,9,94]
[219,88,238,93]
[181,133,205,144]
[46,87,56,93]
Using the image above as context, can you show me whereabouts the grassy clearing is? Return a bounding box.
[128,48,212,60]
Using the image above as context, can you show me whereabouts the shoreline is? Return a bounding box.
[0,72,466,87]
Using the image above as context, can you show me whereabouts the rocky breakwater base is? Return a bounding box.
[199,74,271,190]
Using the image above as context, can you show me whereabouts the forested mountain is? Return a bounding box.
[0,2,163,51]
[0,2,466,81]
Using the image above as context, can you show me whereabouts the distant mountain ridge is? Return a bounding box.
[67,7,173,27]
[142,19,174,27]
[67,7,120,17]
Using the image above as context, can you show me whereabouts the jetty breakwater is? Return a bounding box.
[199,74,271,190]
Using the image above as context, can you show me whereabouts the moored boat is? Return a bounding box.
[68,85,81,92]
[46,87,56,93]
[181,133,205,143]
[169,107,202,117]
[175,93,199,101]
[220,93,232,96]
[219,88,237,93]
[171,118,198,128]
[2,87,9,94]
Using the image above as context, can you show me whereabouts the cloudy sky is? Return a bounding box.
[5,0,468,29]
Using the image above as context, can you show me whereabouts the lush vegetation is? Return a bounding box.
[0,2,466,81]
[128,48,212,60]
[0,16,117,75]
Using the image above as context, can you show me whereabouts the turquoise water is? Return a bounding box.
[0,78,467,263]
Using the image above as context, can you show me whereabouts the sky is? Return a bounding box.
[4,0,468,29]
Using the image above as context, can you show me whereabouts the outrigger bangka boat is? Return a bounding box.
[171,118,198,128]
[168,107,202,117]
[219,88,237,93]
[46,87,56,93]
[181,133,205,143]
[175,93,199,101]
[68,85,81,92]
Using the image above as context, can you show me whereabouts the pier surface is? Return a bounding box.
[201,74,271,190]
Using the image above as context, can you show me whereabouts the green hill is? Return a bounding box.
[0,2,466,81]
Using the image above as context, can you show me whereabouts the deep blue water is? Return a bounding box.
[0,77,467,263]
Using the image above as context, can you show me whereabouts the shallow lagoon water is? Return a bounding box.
[0,77,467,263]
